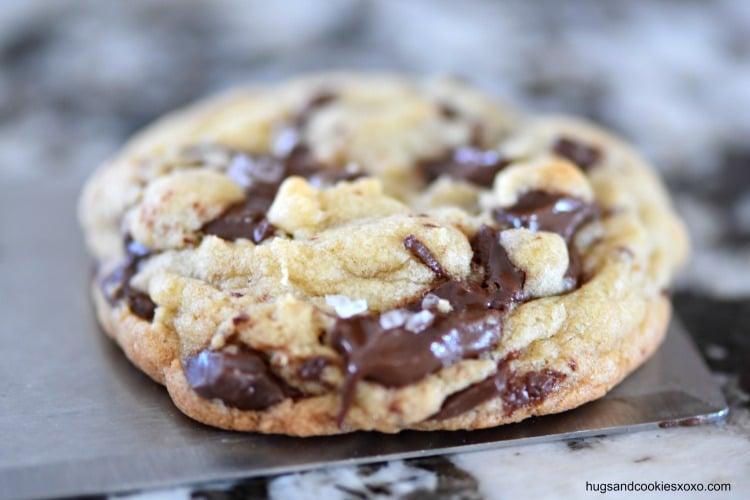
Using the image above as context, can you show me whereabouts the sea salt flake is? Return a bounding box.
[325,295,368,318]
[405,309,435,333]
[379,309,409,329]
[422,293,453,313]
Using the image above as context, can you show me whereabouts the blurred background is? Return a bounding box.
[1,0,749,296]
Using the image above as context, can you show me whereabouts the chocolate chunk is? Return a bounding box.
[100,236,156,321]
[203,152,293,243]
[432,358,565,420]
[127,290,157,321]
[283,142,365,186]
[330,227,526,423]
[331,309,504,423]
[203,144,364,243]
[421,147,509,186]
[552,137,602,171]
[493,191,596,242]
[201,92,365,244]
[471,225,526,306]
[202,203,277,244]
[432,368,508,421]
[332,310,503,386]
[284,143,319,178]
[183,346,285,411]
[404,234,450,278]
[427,280,492,310]
[493,190,598,284]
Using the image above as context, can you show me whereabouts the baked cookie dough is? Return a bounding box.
[79,73,688,435]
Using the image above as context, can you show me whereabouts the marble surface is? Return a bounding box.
[1,1,748,498]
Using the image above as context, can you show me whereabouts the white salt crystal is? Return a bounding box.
[421,293,453,314]
[405,309,435,333]
[379,309,409,329]
[325,295,368,318]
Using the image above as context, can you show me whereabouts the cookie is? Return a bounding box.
[79,73,688,435]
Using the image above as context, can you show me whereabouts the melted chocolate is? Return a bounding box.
[126,291,157,321]
[404,234,450,279]
[432,358,564,420]
[330,229,526,423]
[200,92,365,243]
[100,236,156,321]
[331,308,505,421]
[284,143,364,187]
[493,191,595,242]
[329,189,597,422]
[552,137,602,171]
[201,152,283,243]
[180,98,601,418]
[183,346,285,411]
[203,145,364,243]
[493,190,597,283]
[420,147,509,186]
[471,225,526,306]
[202,202,277,243]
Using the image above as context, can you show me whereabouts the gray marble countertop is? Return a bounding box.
[1,1,748,498]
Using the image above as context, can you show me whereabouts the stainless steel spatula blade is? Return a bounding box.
[0,181,728,500]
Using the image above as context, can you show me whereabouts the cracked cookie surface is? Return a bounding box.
[79,73,688,435]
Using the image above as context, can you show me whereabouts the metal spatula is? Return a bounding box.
[0,181,728,500]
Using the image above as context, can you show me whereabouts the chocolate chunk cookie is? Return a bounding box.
[78,73,688,435]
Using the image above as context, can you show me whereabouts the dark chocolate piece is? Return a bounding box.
[493,191,596,242]
[183,346,285,411]
[127,290,157,321]
[493,190,597,283]
[203,144,364,243]
[201,92,364,243]
[432,357,564,420]
[420,147,509,186]
[202,203,277,244]
[100,236,156,321]
[471,225,526,306]
[404,234,450,279]
[285,143,364,186]
[552,137,602,171]
[330,229,526,422]
[332,309,504,421]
